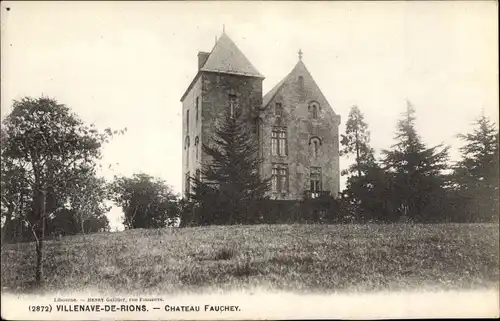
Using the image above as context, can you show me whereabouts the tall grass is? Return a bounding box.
[1,224,498,294]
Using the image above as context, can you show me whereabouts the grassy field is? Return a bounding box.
[1,224,499,294]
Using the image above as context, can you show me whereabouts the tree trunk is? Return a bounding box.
[1,205,15,243]
[81,217,85,234]
[35,189,46,285]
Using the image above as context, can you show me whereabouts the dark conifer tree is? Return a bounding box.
[340,105,396,222]
[189,109,271,225]
[453,114,499,222]
[382,100,450,222]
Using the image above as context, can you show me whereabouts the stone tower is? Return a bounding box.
[180,32,264,197]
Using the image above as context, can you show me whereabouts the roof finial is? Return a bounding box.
[223,23,225,33]
[298,49,303,61]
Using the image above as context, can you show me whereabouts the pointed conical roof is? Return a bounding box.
[200,33,264,78]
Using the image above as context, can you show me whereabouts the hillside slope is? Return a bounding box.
[1,224,499,294]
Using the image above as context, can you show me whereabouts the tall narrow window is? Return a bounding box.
[195,169,201,182]
[186,109,190,133]
[185,171,191,196]
[310,137,321,158]
[309,101,320,119]
[275,102,283,117]
[229,94,237,118]
[298,76,304,90]
[312,105,318,119]
[271,131,278,156]
[195,97,199,124]
[271,127,287,156]
[271,167,278,191]
[278,131,286,155]
[272,164,288,193]
[185,136,190,167]
[310,167,322,197]
[194,136,199,160]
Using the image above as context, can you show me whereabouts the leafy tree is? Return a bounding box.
[46,208,110,238]
[1,128,32,242]
[382,100,449,222]
[1,96,113,285]
[453,114,499,222]
[189,109,271,225]
[111,173,180,229]
[67,166,111,233]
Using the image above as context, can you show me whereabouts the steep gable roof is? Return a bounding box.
[200,33,264,78]
[262,76,287,108]
[262,59,336,115]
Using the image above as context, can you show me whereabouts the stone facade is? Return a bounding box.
[181,32,341,200]
[260,61,341,200]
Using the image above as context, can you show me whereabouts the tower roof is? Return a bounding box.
[200,33,264,78]
[181,32,264,102]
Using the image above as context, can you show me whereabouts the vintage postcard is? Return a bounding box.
[1,1,499,320]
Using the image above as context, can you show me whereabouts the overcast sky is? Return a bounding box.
[1,1,498,230]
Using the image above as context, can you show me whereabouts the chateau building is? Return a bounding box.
[181,32,341,200]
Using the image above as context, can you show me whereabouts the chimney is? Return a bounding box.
[198,52,210,70]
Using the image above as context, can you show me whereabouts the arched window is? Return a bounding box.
[185,136,190,167]
[313,140,319,158]
[308,101,320,119]
[309,137,322,158]
[194,136,199,160]
[228,89,238,118]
